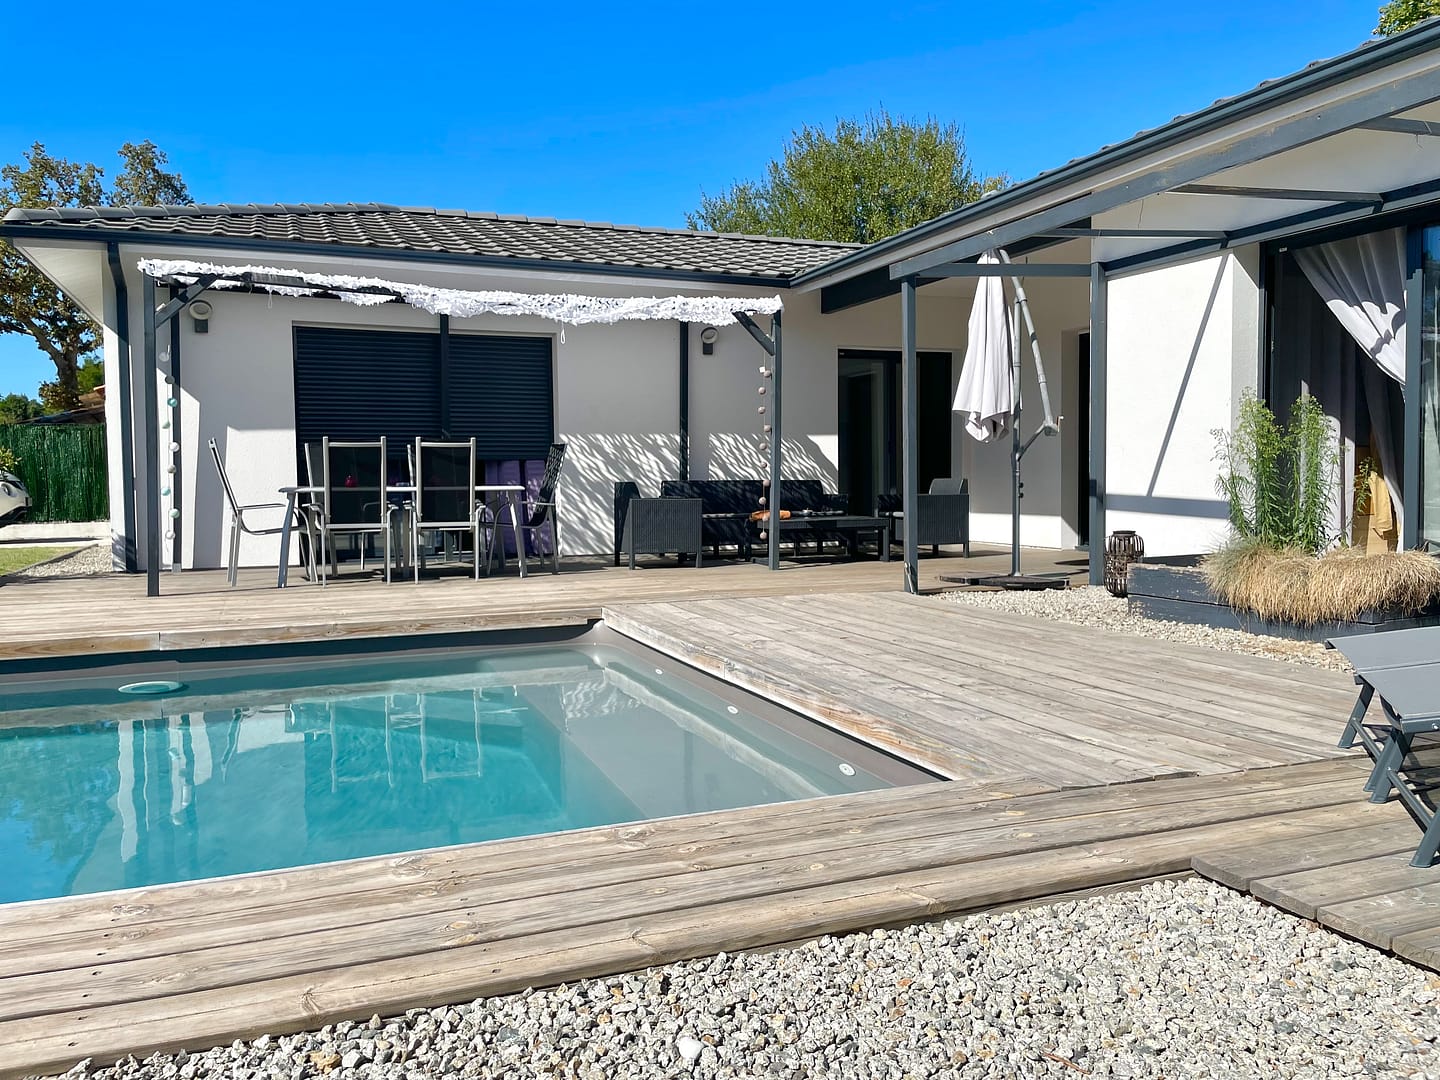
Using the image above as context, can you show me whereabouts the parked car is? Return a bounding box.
[0,469,31,526]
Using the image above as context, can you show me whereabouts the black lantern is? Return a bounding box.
[1104,530,1145,597]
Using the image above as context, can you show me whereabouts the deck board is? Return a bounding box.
[602,593,1355,784]
[0,759,1389,1078]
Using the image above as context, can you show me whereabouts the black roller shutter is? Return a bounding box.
[293,326,443,451]
[448,334,555,458]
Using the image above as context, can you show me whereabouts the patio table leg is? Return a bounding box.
[880,523,891,562]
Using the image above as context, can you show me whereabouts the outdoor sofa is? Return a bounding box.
[613,479,854,565]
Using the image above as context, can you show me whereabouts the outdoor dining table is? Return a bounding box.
[276,483,529,587]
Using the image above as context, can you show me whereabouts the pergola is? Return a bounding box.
[135,259,787,597]
[791,20,1440,592]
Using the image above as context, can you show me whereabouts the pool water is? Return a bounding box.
[0,636,925,904]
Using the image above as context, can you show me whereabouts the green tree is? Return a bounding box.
[687,109,1004,244]
[0,392,42,425]
[1375,0,1440,34]
[1,141,188,410]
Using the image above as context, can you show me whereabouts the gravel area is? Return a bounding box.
[46,879,1440,1080]
[941,585,1346,670]
[6,542,111,579]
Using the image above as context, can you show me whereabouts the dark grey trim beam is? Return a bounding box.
[1038,226,1229,239]
[1404,228,1423,550]
[1103,174,1440,275]
[1359,117,1440,137]
[1172,183,1383,202]
[921,262,1092,279]
[767,312,782,571]
[169,294,183,574]
[142,274,160,598]
[888,77,1440,279]
[733,311,777,357]
[105,242,137,572]
[900,277,919,595]
[678,321,690,481]
[820,266,901,313]
[1088,263,1108,586]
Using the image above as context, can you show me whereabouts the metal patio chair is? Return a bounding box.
[411,437,483,583]
[305,437,402,584]
[209,437,310,587]
[486,442,567,575]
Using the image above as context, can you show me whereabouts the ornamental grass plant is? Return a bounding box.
[1207,393,1440,624]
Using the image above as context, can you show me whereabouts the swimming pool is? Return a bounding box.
[0,626,931,904]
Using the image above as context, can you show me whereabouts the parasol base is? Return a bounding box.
[938,572,1069,591]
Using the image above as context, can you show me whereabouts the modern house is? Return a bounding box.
[4,19,1440,590]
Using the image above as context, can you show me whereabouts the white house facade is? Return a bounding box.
[6,19,1440,590]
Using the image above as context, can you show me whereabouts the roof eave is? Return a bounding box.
[0,223,808,290]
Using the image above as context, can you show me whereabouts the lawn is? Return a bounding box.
[0,545,68,575]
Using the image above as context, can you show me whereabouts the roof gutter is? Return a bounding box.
[0,224,808,291]
[791,19,1440,289]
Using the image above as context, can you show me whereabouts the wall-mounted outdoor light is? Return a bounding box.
[189,299,213,334]
[700,326,718,355]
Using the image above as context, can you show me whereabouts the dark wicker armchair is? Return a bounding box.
[620,497,704,569]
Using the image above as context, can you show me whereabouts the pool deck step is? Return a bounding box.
[0,756,1400,1079]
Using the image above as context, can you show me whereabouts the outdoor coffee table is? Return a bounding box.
[762,513,891,561]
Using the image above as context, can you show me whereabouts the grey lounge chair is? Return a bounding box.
[410,438,483,583]
[1328,627,1440,867]
[305,437,402,584]
[485,442,566,575]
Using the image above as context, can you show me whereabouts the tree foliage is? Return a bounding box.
[686,110,1004,244]
[0,393,42,425]
[0,141,188,409]
[1375,0,1440,34]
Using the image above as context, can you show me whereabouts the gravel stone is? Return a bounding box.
[6,542,111,579]
[39,879,1440,1080]
[941,584,1346,670]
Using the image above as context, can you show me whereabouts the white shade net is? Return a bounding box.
[138,258,783,326]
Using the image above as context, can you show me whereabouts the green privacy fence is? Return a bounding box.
[0,425,108,522]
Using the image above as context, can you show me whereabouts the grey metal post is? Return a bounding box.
[1403,229,1423,550]
[678,321,690,481]
[169,297,183,573]
[768,311,782,571]
[901,277,919,593]
[1010,297,1023,577]
[142,274,161,598]
[1088,263,1108,585]
[105,243,137,571]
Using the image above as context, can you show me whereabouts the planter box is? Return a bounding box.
[1127,558,1440,642]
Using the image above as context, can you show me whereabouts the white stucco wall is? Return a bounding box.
[1103,248,1262,556]
[107,246,939,569]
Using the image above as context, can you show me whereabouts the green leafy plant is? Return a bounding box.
[0,447,18,474]
[1213,391,1339,556]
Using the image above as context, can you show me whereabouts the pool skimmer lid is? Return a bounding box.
[118,680,185,695]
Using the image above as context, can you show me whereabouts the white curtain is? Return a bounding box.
[1294,228,1407,383]
[1294,228,1407,522]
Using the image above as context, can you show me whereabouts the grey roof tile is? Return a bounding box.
[2,202,857,280]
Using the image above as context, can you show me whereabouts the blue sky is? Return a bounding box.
[0,0,1386,396]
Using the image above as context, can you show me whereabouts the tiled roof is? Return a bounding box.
[2,202,860,282]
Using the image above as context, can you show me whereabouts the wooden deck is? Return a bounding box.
[0,545,1083,661]
[604,593,1357,784]
[1193,757,1440,971]
[3,561,1433,1077]
[0,758,1399,1079]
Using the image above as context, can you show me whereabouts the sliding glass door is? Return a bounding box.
[1421,226,1440,547]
